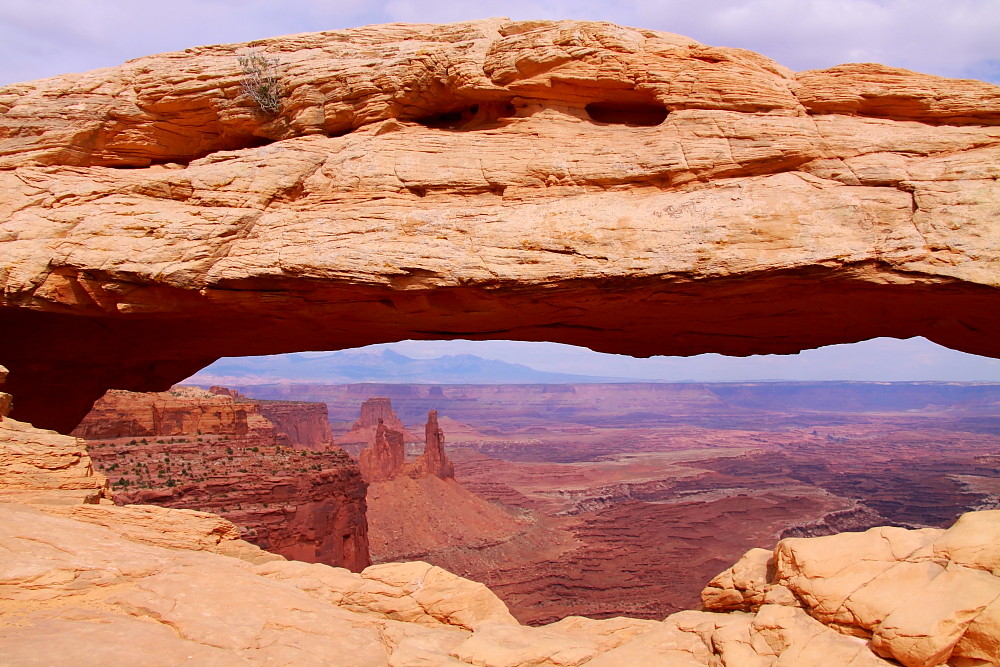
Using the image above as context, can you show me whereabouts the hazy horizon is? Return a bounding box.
[188,337,1000,384]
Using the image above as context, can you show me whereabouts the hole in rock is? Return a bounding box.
[64,334,1000,625]
[584,101,669,126]
[414,101,517,130]
[105,134,278,169]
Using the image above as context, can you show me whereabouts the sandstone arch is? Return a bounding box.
[1,19,998,432]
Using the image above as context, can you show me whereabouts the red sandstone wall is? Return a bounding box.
[78,387,371,571]
[255,401,335,451]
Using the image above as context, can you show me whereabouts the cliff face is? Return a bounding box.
[71,387,255,440]
[76,386,370,571]
[1,19,998,433]
[112,448,369,571]
[254,401,334,451]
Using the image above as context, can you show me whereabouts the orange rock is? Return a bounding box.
[418,409,455,480]
[0,20,997,433]
[359,419,407,482]
[703,513,1000,666]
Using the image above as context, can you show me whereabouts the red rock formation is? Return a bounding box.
[417,410,455,480]
[355,404,457,482]
[340,397,420,455]
[358,419,406,482]
[255,400,335,451]
[111,447,370,571]
[208,386,242,399]
[2,20,999,433]
[72,387,255,440]
[76,386,370,571]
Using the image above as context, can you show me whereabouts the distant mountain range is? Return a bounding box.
[188,348,646,385]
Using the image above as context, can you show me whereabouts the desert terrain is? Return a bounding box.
[215,382,1000,624]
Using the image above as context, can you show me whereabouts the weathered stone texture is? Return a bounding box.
[0,20,998,432]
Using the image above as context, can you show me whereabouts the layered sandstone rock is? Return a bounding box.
[421,409,456,480]
[1,19,998,432]
[0,417,109,506]
[255,400,335,450]
[356,401,457,482]
[73,385,334,450]
[72,387,257,440]
[359,419,407,482]
[702,513,1000,667]
[341,397,421,456]
[74,386,370,571]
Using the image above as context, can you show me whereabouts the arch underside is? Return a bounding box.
[3,266,998,433]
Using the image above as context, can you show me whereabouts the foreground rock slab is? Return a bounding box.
[0,19,998,431]
[3,402,999,665]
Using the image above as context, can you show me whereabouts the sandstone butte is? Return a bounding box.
[0,19,998,432]
[351,399,534,576]
[4,363,1000,665]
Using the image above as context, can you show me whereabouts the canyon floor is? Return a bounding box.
[235,382,1000,625]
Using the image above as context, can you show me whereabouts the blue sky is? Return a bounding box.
[4,2,999,381]
[2,1,998,86]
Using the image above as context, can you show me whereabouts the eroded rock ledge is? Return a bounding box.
[1,18,999,431]
[1,367,998,665]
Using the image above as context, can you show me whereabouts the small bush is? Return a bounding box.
[238,48,282,114]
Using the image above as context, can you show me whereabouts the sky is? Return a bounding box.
[4,1,1000,381]
[2,0,999,86]
[359,337,1000,382]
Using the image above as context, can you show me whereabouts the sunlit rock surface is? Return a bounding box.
[0,19,998,431]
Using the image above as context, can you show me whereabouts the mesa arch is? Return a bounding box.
[1,18,998,433]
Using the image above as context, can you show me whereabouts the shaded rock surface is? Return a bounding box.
[0,19,998,432]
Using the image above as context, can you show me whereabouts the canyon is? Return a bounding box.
[72,380,1000,625]
[73,386,370,571]
[232,381,1000,625]
[2,364,1000,666]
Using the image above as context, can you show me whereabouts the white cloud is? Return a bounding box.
[3,0,998,85]
[631,0,1000,77]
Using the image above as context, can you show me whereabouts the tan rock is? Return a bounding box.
[0,20,997,433]
[0,609,248,666]
[450,621,599,667]
[584,610,728,666]
[37,503,282,563]
[0,416,109,504]
[255,558,444,626]
[362,561,519,630]
[701,546,778,612]
[765,515,1000,666]
[540,615,662,652]
[930,509,1000,575]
